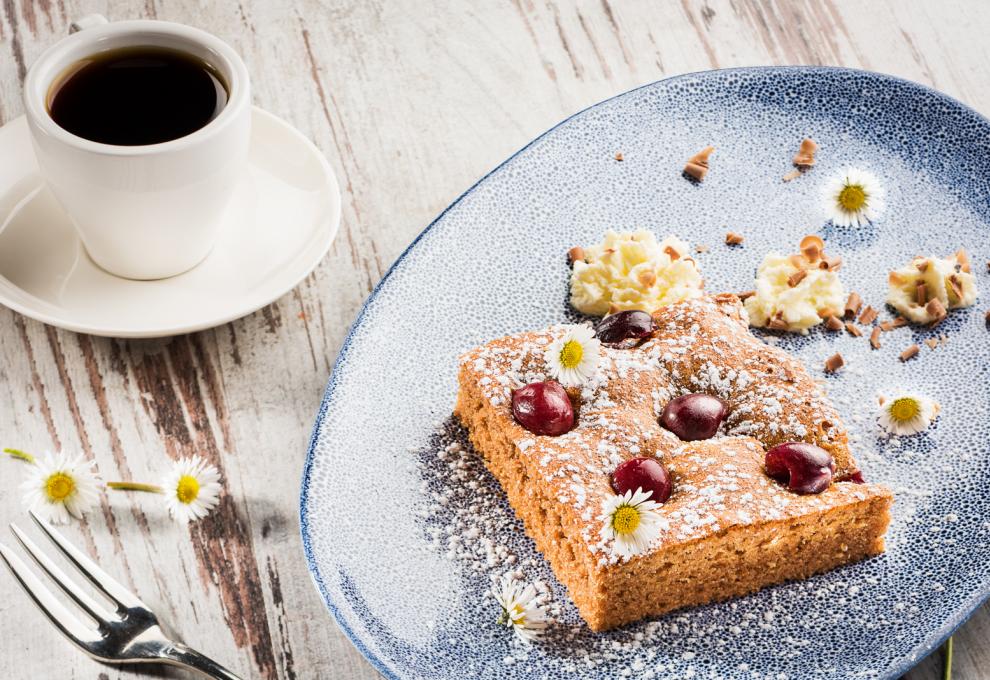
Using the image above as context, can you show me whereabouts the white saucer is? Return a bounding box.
[0,107,340,337]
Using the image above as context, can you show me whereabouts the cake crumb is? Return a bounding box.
[924,338,939,350]
[614,152,624,161]
[725,232,744,246]
[695,244,709,253]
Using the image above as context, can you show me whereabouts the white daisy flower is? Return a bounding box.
[822,167,885,227]
[599,488,664,559]
[20,451,101,525]
[161,456,222,523]
[543,325,601,387]
[878,393,940,436]
[493,575,548,643]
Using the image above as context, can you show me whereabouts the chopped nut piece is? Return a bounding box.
[825,315,844,331]
[916,281,927,305]
[845,322,862,337]
[857,306,878,325]
[725,232,744,246]
[787,269,808,287]
[637,270,657,287]
[683,146,714,181]
[926,298,947,325]
[924,338,939,350]
[819,254,842,271]
[663,245,681,260]
[614,152,624,161]
[567,246,586,266]
[948,274,964,302]
[799,235,824,262]
[768,312,789,330]
[844,292,863,318]
[956,248,971,273]
[737,290,756,301]
[695,244,709,253]
[869,327,882,349]
[793,138,818,167]
[824,353,845,373]
[891,316,909,328]
[899,344,920,362]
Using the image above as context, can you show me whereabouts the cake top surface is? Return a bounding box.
[458,295,891,565]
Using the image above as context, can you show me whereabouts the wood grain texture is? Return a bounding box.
[0,1,987,677]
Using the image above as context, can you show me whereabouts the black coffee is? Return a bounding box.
[48,46,228,146]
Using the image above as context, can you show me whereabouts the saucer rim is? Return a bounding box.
[0,106,341,338]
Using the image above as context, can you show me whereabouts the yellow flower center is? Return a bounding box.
[176,475,201,504]
[837,184,867,212]
[889,397,921,422]
[611,505,641,535]
[45,472,75,502]
[559,340,584,369]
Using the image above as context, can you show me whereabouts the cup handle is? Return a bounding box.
[70,14,109,33]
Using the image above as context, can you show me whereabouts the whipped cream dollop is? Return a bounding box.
[887,251,977,324]
[745,236,845,334]
[569,231,703,316]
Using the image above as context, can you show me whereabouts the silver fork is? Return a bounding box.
[0,511,242,679]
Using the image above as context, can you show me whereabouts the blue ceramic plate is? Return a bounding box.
[301,67,990,679]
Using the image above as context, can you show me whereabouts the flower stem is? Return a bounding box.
[107,481,164,494]
[943,636,953,680]
[3,448,35,464]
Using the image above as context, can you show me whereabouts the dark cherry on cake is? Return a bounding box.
[512,380,575,436]
[764,442,835,494]
[836,469,866,484]
[611,457,672,503]
[595,310,657,347]
[660,394,728,441]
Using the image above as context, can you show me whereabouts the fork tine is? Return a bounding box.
[28,511,144,610]
[0,541,97,645]
[10,524,116,625]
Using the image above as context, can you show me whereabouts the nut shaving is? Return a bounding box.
[824,353,845,373]
[844,292,863,318]
[869,327,882,349]
[857,306,878,325]
[899,344,920,362]
[683,146,714,181]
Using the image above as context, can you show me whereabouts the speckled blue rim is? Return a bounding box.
[299,66,990,679]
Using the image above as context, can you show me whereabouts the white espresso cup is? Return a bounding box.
[23,16,251,280]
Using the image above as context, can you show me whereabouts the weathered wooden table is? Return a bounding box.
[1,1,987,677]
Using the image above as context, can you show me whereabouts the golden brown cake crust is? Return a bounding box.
[454,294,893,631]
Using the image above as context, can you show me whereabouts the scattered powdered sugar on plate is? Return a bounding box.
[302,67,990,679]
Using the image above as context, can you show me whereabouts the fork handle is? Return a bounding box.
[159,642,244,679]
